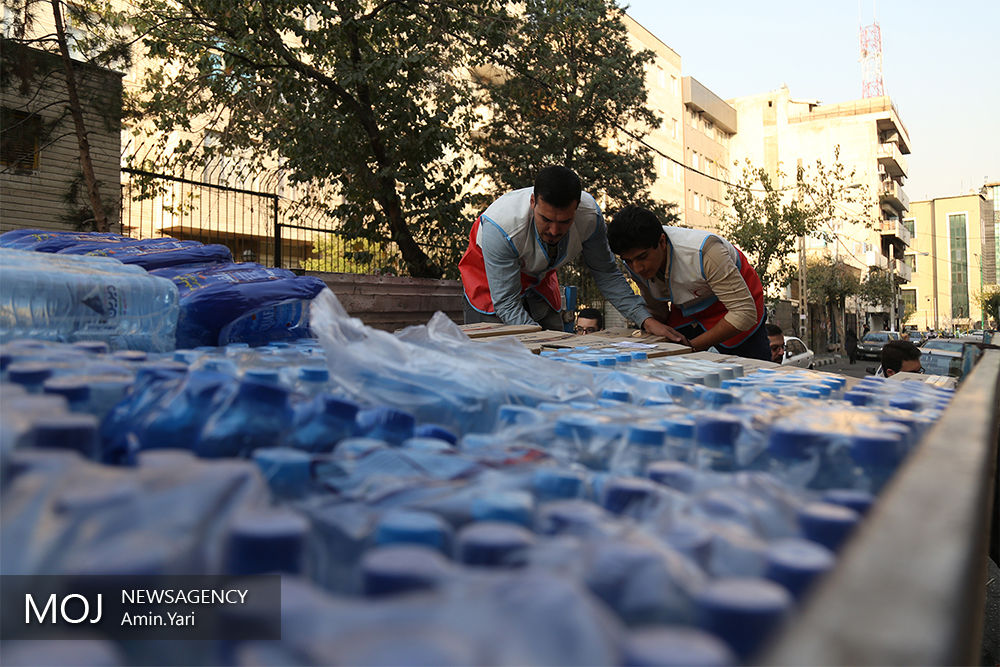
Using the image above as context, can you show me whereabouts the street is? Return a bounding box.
[818,354,877,380]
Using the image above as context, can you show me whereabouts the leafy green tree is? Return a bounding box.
[721,147,873,296]
[805,256,860,344]
[114,0,511,278]
[973,283,1000,329]
[859,267,895,312]
[3,0,131,231]
[300,235,402,275]
[471,0,672,219]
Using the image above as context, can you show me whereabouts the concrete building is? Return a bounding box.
[728,86,913,335]
[681,77,736,232]
[903,190,997,332]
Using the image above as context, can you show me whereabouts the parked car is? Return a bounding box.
[857,330,901,360]
[904,330,926,346]
[782,335,814,368]
[922,339,965,353]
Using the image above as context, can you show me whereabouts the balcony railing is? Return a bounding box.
[877,141,909,179]
[894,258,912,282]
[880,179,911,213]
[880,218,912,247]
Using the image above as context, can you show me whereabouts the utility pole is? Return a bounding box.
[798,234,808,341]
[888,242,896,330]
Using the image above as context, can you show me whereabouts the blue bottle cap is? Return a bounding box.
[414,423,458,444]
[172,350,202,364]
[356,406,416,439]
[888,396,920,411]
[252,447,312,498]
[266,341,291,348]
[532,467,585,500]
[664,518,714,566]
[471,490,534,527]
[627,424,666,447]
[701,388,738,408]
[580,358,601,367]
[600,388,631,403]
[33,413,100,458]
[694,413,742,448]
[821,488,876,515]
[797,502,860,552]
[764,538,835,600]
[598,356,617,367]
[225,510,309,575]
[361,545,452,597]
[796,388,822,399]
[602,477,658,515]
[321,395,360,421]
[842,390,874,406]
[298,366,329,382]
[457,521,534,567]
[71,341,110,354]
[614,353,632,363]
[647,461,699,493]
[659,416,695,439]
[374,510,452,552]
[42,376,91,403]
[7,362,56,387]
[401,436,454,453]
[238,379,290,405]
[694,577,792,660]
[54,476,139,514]
[243,367,281,384]
[623,626,736,667]
[820,377,846,390]
[767,425,822,460]
[631,351,649,361]
[850,431,904,467]
[643,396,674,407]
[536,499,607,535]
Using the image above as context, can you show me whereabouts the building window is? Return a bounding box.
[674,162,682,184]
[902,218,915,238]
[904,254,916,273]
[692,152,699,170]
[671,75,678,96]
[671,118,678,140]
[1,107,42,172]
[693,193,700,212]
[660,156,668,177]
[901,289,917,321]
[949,213,969,320]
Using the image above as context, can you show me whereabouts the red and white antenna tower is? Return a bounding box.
[859,2,885,98]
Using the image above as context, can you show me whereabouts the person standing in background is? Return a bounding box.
[845,328,858,365]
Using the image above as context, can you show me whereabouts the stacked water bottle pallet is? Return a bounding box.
[3,285,995,665]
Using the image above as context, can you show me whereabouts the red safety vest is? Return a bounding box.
[458,216,562,315]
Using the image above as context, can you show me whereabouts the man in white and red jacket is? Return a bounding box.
[607,204,771,361]
[459,166,685,341]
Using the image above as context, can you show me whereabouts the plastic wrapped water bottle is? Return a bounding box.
[763,538,836,602]
[694,413,742,472]
[224,509,309,575]
[196,380,293,458]
[457,521,534,568]
[622,626,736,667]
[849,430,906,494]
[355,406,416,446]
[374,509,453,554]
[765,425,823,487]
[285,394,360,453]
[0,248,179,351]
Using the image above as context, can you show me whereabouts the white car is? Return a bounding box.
[782,335,815,368]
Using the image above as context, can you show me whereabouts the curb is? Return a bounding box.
[812,355,839,368]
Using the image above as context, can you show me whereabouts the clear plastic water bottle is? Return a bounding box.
[535,499,612,537]
[694,413,742,472]
[796,501,860,552]
[196,380,293,458]
[849,430,906,494]
[765,425,823,488]
[33,413,100,459]
[286,394,360,453]
[373,509,453,554]
[251,447,314,501]
[355,406,416,447]
[471,490,535,527]
[0,248,179,351]
[139,370,238,451]
[611,423,668,475]
[531,467,586,502]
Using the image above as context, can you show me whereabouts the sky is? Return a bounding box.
[621,0,1000,202]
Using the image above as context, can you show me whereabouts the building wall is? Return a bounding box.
[622,15,686,220]
[1,43,123,232]
[682,77,734,232]
[904,192,995,331]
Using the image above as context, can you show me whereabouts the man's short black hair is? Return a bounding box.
[577,307,604,330]
[881,340,921,373]
[534,166,582,208]
[607,205,664,255]
[765,324,783,337]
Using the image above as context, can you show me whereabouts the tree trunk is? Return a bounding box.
[50,0,109,232]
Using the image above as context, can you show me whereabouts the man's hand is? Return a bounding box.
[641,317,691,346]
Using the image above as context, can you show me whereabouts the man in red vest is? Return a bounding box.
[606,204,771,361]
[459,166,685,340]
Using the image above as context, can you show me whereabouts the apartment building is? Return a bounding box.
[728,86,913,330]
[903,190,997,331]
[681,77,736,232]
